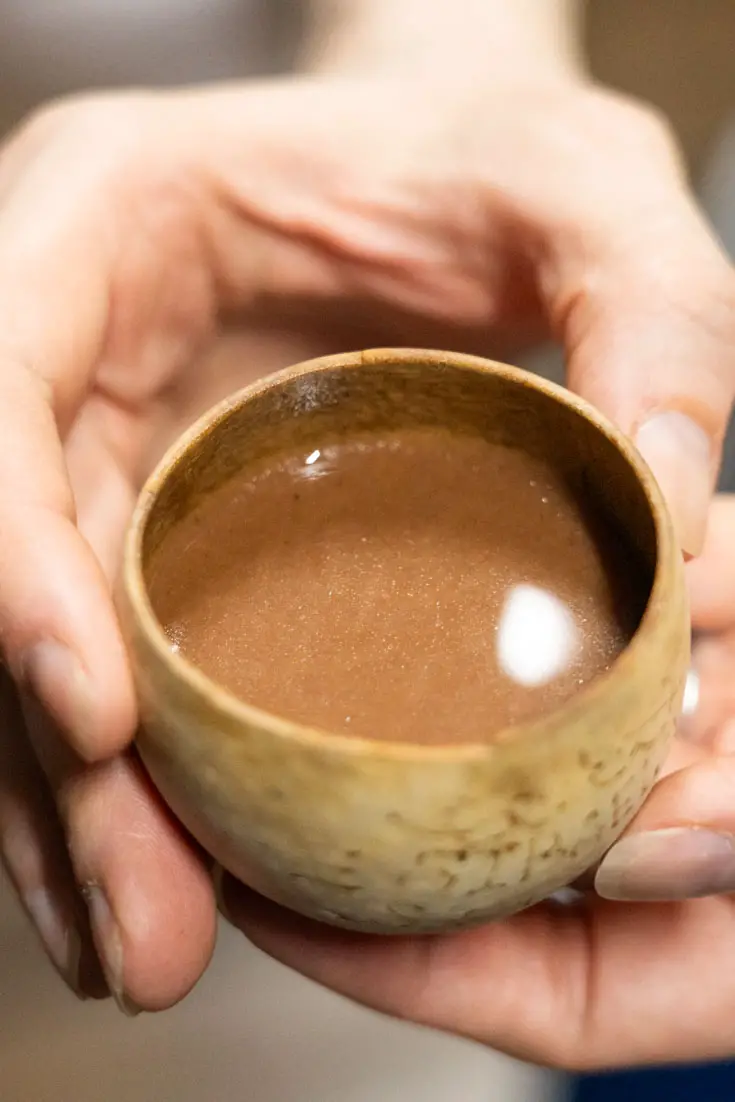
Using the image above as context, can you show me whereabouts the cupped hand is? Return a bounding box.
[1,73,734,1017]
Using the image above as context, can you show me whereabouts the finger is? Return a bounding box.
[0,138,135,761]
[22,415,217,1013]
[687,494,735,631]
[220,876,591,1068]
[70,754,217,1015]
[549,125,735,558]
[0,670,107,999]
[23,696,217,1014]
[563,730,706,892]
[596,754,735,901]
[63,400,139,582]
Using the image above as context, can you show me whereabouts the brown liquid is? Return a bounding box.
[148,427,645,744]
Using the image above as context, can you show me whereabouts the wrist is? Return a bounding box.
[299,0,585,88]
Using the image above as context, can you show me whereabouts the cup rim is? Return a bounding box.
[122,347,678,761]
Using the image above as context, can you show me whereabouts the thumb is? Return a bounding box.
[553,176,735,558]
[595,755,735,901]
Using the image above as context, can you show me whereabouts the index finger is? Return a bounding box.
[0,123,135,760]
[545,111,735,559]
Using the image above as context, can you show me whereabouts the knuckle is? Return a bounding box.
[19,93,117,147]
[540,93,694,258]
[11,102,61,145]
[15,91,159,187]
[609,97,679,161]
[529,86,680,182]
[576,91,684,179]
[497,88,688,243]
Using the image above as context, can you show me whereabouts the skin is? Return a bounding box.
[0,0,735,1069]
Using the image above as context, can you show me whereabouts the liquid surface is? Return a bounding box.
[148,427,643,744]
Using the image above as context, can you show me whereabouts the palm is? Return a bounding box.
[59,81,553,583]
[56,76,678,542]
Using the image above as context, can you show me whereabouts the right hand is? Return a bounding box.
[224,500,735,1072]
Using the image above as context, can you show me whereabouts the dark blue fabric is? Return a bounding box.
[572,1062,735,1102]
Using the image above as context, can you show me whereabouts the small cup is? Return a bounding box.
[120,349,689,934]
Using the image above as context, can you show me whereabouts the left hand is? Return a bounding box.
[225,494,735,1071]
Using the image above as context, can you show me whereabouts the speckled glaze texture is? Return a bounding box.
[120,349,690,934]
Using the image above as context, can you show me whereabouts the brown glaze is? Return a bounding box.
[149,426,647,744]
[121,349,689,935]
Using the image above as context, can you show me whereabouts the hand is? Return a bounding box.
[1,71,734,1018]
[223,495,735,1071]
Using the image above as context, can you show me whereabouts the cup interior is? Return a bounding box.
[137,352,660,717]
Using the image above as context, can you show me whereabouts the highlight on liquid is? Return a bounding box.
[148,427,645,744]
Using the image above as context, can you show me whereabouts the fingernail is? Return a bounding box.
[212,863,233,925]
[595,827,735,901]
[21,642,97,760]
[2,827,84,996]
[26,887,84,994]
[548,887,585,907]
[635,412,712,557]
[85,886,140,1017]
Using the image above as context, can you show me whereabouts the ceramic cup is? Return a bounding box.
[120,349,690,934]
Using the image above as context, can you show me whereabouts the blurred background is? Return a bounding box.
[1,2,734,1100]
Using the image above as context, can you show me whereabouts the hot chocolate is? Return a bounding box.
[148,425,646,744]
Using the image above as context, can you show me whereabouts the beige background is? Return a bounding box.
[587,0,735,176]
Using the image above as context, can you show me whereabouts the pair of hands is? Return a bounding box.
[1,69,735,1069]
